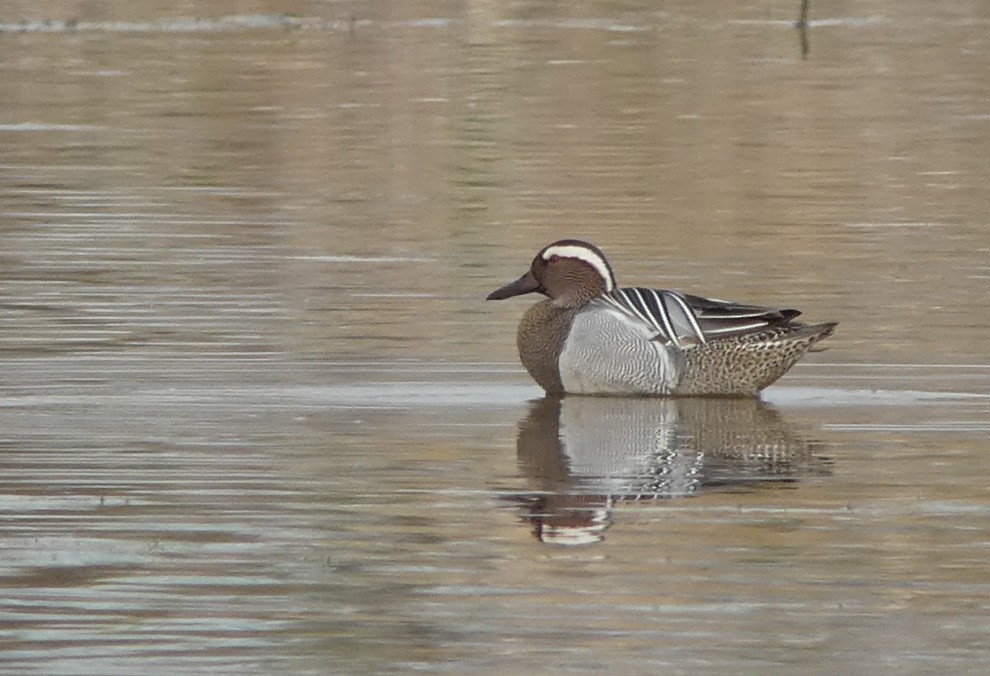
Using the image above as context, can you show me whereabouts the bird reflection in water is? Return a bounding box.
[504,397,830,546]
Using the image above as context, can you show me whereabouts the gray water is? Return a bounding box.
[1,2,989,673]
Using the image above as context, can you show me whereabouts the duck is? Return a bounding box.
[486,239,837,396]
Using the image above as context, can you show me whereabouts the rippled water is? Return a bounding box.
[1,2,989,672]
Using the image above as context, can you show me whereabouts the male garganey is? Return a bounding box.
[487,239,836,396]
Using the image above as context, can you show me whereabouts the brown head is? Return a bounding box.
[486,239,617,308]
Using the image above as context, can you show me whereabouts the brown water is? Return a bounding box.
[1,1,989,672]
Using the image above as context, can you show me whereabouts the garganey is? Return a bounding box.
[487,239,836,396]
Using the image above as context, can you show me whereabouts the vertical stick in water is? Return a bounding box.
[796,0,811,58]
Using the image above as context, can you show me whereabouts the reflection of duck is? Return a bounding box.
[508,397,829,545]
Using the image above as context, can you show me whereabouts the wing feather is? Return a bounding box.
[592,287,800,346]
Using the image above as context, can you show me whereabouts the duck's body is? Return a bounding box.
[488,240,836,397]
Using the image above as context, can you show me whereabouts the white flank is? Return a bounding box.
[540,244,615,291]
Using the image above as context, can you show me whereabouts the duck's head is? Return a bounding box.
[486,239,616,307]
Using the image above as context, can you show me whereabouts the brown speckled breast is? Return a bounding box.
[516,300,575,395]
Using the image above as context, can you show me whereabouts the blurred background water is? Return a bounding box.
[0,1,988,672]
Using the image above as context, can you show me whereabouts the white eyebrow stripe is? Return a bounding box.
[541,245,615,291]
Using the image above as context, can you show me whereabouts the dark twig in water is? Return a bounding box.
[795,0,810,58]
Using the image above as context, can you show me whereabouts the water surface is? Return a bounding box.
[1,1,989,672]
